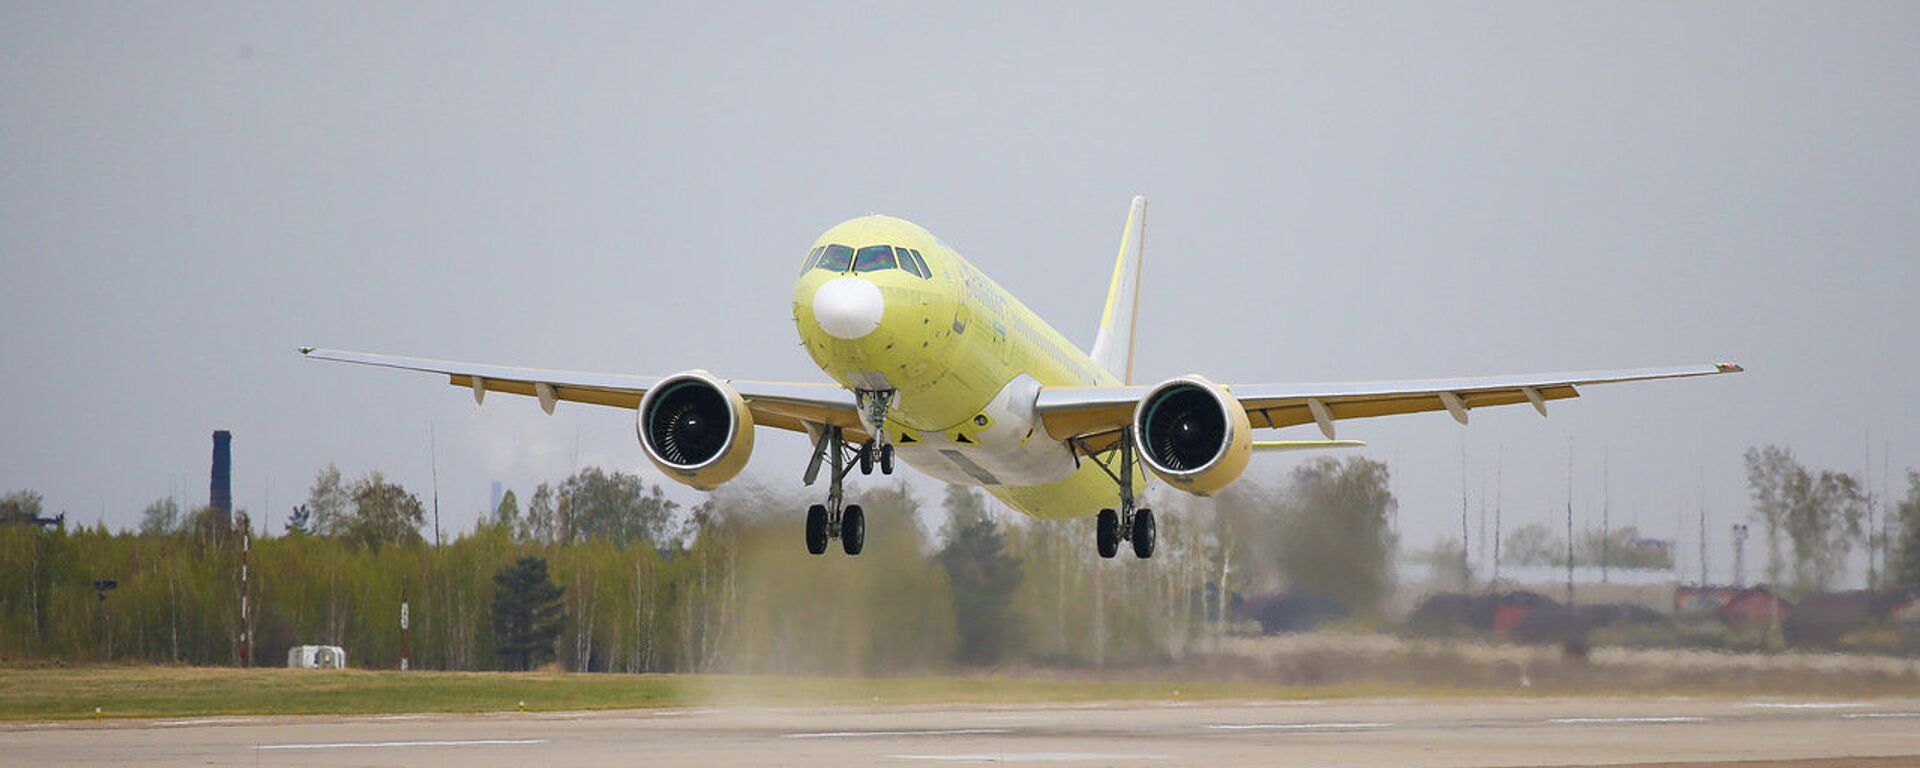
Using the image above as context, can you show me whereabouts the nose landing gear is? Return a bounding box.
[802,425,883,556]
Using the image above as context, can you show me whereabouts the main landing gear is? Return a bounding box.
[1076,432,1155,559]
[802,425,892,556]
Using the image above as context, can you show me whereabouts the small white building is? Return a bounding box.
[286,645,347,669]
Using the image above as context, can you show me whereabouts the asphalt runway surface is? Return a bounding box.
[6,696,1920,767]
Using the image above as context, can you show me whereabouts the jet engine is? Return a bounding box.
[1131,375,1251,496]
[636,371,755,491]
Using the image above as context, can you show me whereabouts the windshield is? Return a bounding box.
[853,245,898,273]
[815,244,854,272]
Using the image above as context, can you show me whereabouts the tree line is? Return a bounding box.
[0,457,1400,671]
[6,444,1915,670]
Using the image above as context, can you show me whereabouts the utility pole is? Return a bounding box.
[430,423,442,548]
[400,576,411,671]
[238,526,251,666]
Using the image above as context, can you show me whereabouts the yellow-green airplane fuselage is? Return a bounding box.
[792,215,1136,520]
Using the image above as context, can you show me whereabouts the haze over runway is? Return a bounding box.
[7,696,1920,767]
[3,3,1917,566]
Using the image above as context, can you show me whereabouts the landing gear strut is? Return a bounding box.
[803,425,874,556]
[1075,432,1155,559]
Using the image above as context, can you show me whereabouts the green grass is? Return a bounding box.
[0,666,1439,721]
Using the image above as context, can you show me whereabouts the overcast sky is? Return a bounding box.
[4,3,1915,583]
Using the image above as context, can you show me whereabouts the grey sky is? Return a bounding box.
[4,3,1916,583]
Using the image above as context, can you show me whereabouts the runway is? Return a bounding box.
[5,695,1918,767]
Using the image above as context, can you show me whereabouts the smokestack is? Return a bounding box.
[210,430,233,528]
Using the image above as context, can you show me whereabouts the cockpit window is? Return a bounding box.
[815,244,854,272]
[900,248,926,278]
[853,245,898,273]
[908,249,932,278]
[800,246,824,275]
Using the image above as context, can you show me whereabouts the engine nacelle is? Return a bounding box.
[636,371,755,491]
[1131,375,1251,497]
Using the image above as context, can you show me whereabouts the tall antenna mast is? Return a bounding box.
[1602,448,1611,584]
[1461,436,1471,589]
[1494,445,1503,585]
[1865,429,1876,592]
[1566,440,1575,606]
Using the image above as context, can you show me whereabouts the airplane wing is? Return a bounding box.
[298,347,866,438]
[1034,362,1744,447]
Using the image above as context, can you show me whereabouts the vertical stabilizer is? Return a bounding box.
[1089,196,1146,384]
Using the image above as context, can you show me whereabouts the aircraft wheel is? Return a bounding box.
[805,504,829,555]
[1131,508,1156,559]
[859,441,875,475]
[879,444,895,475]
[1096,509,1119,559]
[841,504,865,556]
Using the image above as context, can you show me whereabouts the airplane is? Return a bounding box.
[302,196,1741,559]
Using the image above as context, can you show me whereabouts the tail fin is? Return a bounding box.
[1089,195,1146,384]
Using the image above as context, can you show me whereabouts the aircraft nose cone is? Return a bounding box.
[813,277,885,340]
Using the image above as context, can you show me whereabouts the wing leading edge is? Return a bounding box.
[1035,362,1743,444]
[298,347,865,438]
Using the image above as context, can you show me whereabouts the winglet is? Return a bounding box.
[1089,196,1146,384]
[1716,361,1744,373]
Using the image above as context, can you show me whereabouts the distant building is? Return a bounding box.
[1718,587,1791,631]
[1673,586,1740,618]
[287,645,347,669]
[490,481,503,514]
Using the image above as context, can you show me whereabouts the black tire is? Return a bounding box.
[879,443,895,475]
[859,442,875,475]
[1096,509,1119,559]
[1132,508,1156,559]
[805,504,829,555]
[842,504,865,556]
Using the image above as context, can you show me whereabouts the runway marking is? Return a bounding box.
[257,738,547,751]
[1546,717,1709,725]
[887,753,1167,762]
[1742,701,1868,709]
[1205,721,1393,731]
[786,729,1012,739]
[1843,712,1920,719]
[154,717,260,726]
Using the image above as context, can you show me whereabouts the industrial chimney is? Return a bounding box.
[210,430,233,528]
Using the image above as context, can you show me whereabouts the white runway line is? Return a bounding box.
[1741,701,1868,709]
[1842,712,1920,719]
[154,718,260,727]
[257,738,547,751]
[887,753,1167,762]
[1205,721,1392,731]
[786,729,1011,739]
[1546,717,1710,725]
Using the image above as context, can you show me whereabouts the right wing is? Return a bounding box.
[298,347,866,439]
[1036,362,1743,446]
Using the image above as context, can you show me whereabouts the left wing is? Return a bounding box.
[1035,362,1743,445]
[298,347,866,439]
